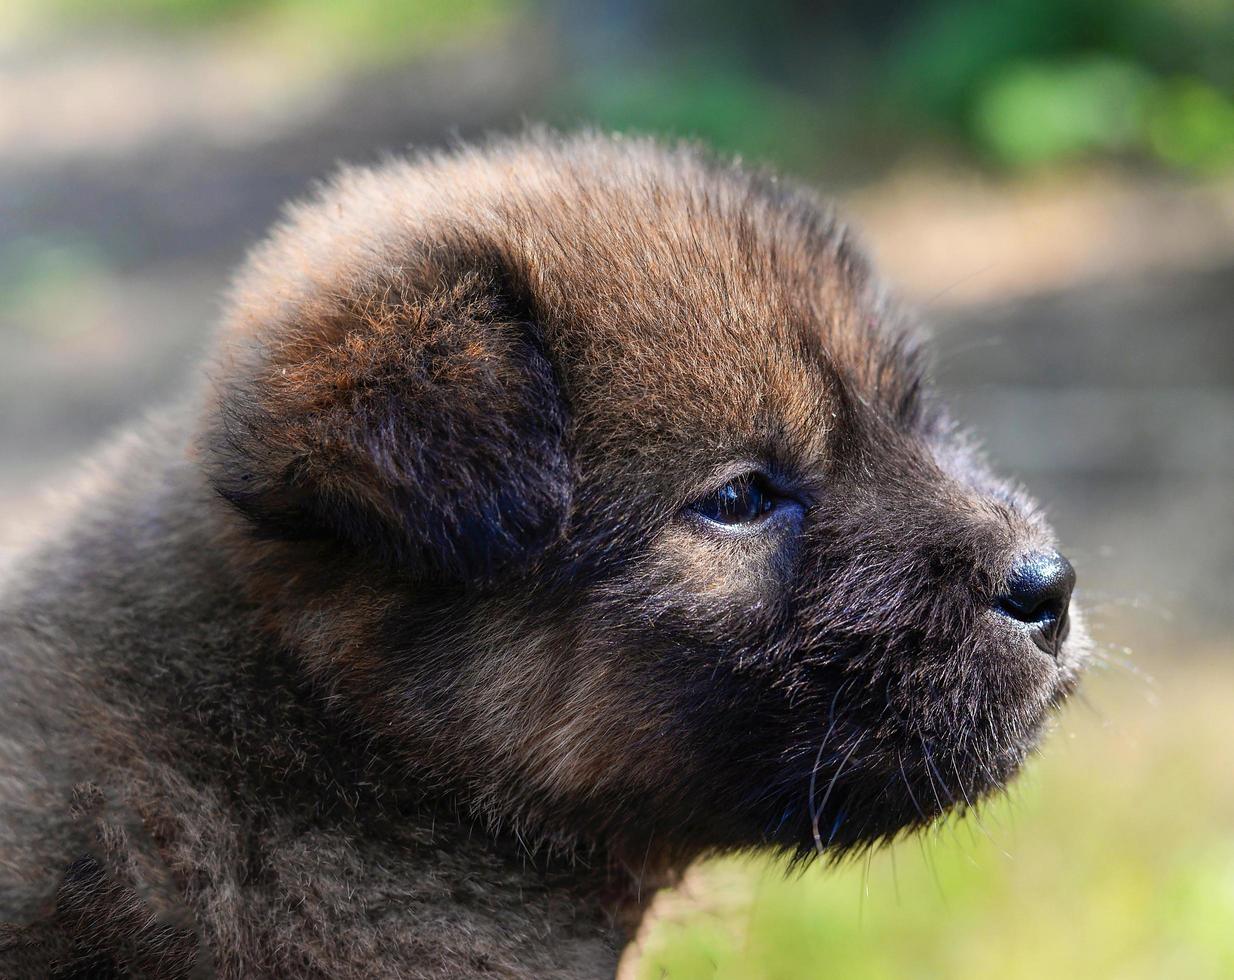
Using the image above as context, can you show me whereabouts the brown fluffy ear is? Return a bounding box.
[203,249,572,583]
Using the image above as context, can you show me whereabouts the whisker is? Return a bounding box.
[918,734,951,821]
[811,740,860,859]
[807,686,847,855]
[898,752,928,824]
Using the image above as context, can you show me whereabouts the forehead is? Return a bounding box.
[479,146,913,472]
[306,137,924,475]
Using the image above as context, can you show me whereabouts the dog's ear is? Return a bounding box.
[203,243,571,583]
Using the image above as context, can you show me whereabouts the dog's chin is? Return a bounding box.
[753,627,1087,861]
[764,735,1035,861]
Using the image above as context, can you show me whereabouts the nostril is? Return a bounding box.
[996,551,1076,651]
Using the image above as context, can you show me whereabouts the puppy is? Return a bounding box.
[0,132,1086,978]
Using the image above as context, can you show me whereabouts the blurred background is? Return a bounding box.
[1,1,1231,977]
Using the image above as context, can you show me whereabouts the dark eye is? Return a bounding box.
[691,473,777,525]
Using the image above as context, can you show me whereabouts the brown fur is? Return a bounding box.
[0,132,1087,977]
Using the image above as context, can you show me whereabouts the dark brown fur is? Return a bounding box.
[0,132,1087,978]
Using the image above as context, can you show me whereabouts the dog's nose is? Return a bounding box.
[996,551,1075,655]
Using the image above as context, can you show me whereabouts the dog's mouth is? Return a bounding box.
[756,614,1089,858]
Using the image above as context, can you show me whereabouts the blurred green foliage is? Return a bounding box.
[570,64,829,172]
[889,0,1234,172]
[971,58,1156,168]
[569,0,1234,175]
[7,0,1232,174]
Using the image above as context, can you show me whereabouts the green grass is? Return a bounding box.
[628,658,1234,979]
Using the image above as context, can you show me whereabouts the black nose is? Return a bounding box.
[996,551,1075,655]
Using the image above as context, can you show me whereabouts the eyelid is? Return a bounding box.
[686,460,774,507]
[722,469,800,508]
[683,466,804,516]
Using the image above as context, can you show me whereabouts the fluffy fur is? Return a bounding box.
[0,132,1086,978]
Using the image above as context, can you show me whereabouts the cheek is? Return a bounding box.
[448,614,691,804]
[650,522,801,608]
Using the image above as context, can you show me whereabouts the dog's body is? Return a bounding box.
[0,134,1085,978]
[1,421,627,977]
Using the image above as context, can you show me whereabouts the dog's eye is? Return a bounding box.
[691,474,777,525]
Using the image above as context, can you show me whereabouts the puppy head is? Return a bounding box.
[204,133,1088,864]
